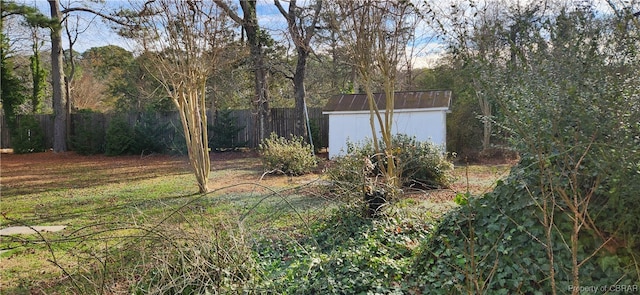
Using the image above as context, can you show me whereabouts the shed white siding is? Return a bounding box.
[325,108,447,159]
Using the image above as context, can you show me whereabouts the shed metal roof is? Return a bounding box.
[323,90,452,112]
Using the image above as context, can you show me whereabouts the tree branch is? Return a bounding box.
[268,61,294,80]
[305,0,323,44]
[212,0,243,25]
[273,0,288,21]
[60,7,131,27]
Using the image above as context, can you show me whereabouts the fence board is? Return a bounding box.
[0,108,328,150]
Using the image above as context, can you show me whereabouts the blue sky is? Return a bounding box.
[8,0,625,68]
[5,1,453,68]
[11,0,288,53]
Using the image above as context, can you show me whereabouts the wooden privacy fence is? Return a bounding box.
[234,108,328,148]
[0,108,329,150]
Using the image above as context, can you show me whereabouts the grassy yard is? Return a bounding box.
[0,151,512,294]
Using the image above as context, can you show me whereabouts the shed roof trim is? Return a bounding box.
[323,90,452,112]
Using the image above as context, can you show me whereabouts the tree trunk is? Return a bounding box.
[274,0,322,141]
[213,0,271,145]
[240,1,270,143]
[175,88,210,194]
[474,78,492,152]
[478,95,491,152]
[482,118,491,151]
[64,21,77,145]
[48,0,67,152]
[248,42,270,146]
[242,0,270,145]
[293,46,308,139]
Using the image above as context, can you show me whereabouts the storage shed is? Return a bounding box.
[323,90,452,159]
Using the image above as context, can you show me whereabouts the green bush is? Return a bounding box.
[131,113,171,155]
[11,115,45,154]
[393,134,454,189]
[105,116,134,156]
[258,133,317,175]
[71,110,106,155]
[327,134,453,192]
[411,156,640,294]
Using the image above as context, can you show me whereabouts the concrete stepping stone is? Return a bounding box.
[0,225,67,236]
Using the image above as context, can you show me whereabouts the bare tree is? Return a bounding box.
[336,0,421,193]
[63,15,80,143]
[274,0,323,140]
[131,0,231,194]
[71,71,108,111]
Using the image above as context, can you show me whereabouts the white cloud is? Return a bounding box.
[408,42,447,69]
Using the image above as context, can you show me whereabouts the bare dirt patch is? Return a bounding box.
[0,150,324,197]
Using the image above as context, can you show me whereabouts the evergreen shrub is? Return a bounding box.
[105,115,134,156]
[209,109,247,151]
[131,113,170,155]
[71,110,106,155]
